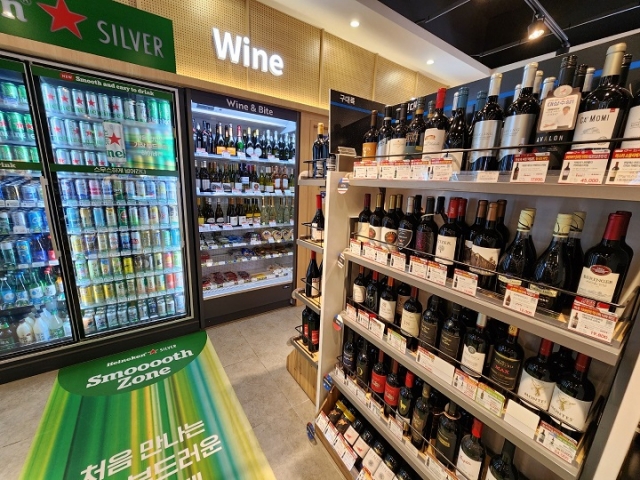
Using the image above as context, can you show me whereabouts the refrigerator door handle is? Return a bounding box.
[40,176,60,259]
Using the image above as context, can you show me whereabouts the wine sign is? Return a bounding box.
[510,153,549,183]
[558,150,610,184]
[605,149,640,184]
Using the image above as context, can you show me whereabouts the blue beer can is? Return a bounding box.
[66,207,81,229]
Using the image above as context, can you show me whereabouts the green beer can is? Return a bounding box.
[7,112,25,141]
[28,147,39,163]
[147,98,159,124]
[158,100,172,126]
[0,111,9,140]
[12,146,29,162]
[0,145,12,161]
[17,85,28,106]
[23,113,34,141]
[1,82,18,105]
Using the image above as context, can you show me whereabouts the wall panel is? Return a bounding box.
[416,72,446,98]
[374,56,417,105]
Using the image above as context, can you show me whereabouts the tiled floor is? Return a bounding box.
[0,305,344,480]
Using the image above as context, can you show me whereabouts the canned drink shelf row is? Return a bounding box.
[79,286,185,311]
[201,251,294,268]
[0,201,45,209]
[58,176,178,205]
[70,244,182,261]
[0,260,59,271]
[197,191,296,198]
[66,224,179,235]
[45,111,173,131]
[75,268,183,287]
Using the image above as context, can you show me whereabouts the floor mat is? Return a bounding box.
[20,331,276,480]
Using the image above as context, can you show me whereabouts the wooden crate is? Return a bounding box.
[286,346,318,402]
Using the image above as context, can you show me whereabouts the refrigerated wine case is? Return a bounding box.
[0,54,198,381]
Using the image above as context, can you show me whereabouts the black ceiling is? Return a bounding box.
[377,0,640,68]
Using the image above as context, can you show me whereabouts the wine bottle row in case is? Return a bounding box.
[198,197,294,226]
[350,267,596,439]
[300,306,320,353]
[364,42,639,172]
[340,331,525,479]
[195,162,295,194]
[193,120,295,161]
[311,123,330,178]
[357,192,633,312]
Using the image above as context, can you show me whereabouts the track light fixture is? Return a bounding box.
[528,16,546,40]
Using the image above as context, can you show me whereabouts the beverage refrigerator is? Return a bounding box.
[0,54,198,381]
[185,90,299,326]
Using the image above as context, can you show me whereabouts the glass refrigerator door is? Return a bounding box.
[33,66,188,337]
[0,58,74,358]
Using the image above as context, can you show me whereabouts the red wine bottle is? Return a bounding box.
[438,303,465,362]
[489,325,524,391]
[619,53,633,88]
[435,197,464,277]
[550,346,575,377]
[365,271,381,312]
[395,281,411,323]
[342,328,356,373]
[470,202,504,290]
[518,338,557,411]
[362,110,378,158]
[370,350,387,396]
[577,212,631,304]
[468,73,504,171]
[621,92,640,148]
[368,192,385,246]
[487,440,519,480]
[496,199,510,245]
[311,194,324,242]
[565,211,586,293]
[381,194,399,252]
[353,265,367,305]
[396,371,415,434]
[406,98,427,155]
[456,198,470,239]
[307,311,320,352]
[305,252,321,298]
[415,196,438,258]
[423,88,450,155]
[419,294,443,350]
[496,209,537,295]
[378,276,397,324]
[616,210,634,261]
[357,194,372,239]
[388,103,409,160]
[397,196,417,259]
[464,200,488,264]
[444,88,469,172]
[411,382,433,449]
[461,313,490,378]
[456,418,486,480]
[435,401,462,466]
[383,359,401,416]
[400,286,422,350]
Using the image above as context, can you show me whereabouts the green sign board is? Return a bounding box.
[21,332,276,480]
[0,0,176,72]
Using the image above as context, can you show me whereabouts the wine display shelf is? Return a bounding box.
[201,250,293,268]
[198,222,293,233]
[340,313,582,480]
[290,328,318,366]
[296,238,324,254]
[297,174,326,187]
[202,271,292,300]
[195,152,295,166]
[292,288,321,314]
[200,239,293,251]
[197,191,295,198]
[314,417,359,479]
[343,252,624,366]
[348,177,640,203]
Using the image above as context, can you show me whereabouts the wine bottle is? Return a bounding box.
[381,194,399,252]
[548,353,595,438]
[550,346,575,377]
[496,209,537,295]
[461,313,490,377]
[468,73,504,171]
[573,64,587,90]
[566,211,586,292]
[393,194,404,224]
[463,200,488,264]
[498,62,540,172]
[435,401,461,466]
[383,359,401,416]
[438,303,465,362]
[362,110,378,158]
[413,194,423,221]
[400,286,422,350]
[621,92,640,148]
[415,196,438,258]
[353,195,371,242]
[423,87,450,155]
[435,197,464,277]
[397,196,418,260]
[353,265,367,304]
[356,339,371,386]
[305,252,321,298]
[470,202,504,290]
[312,123,325,178]
[517,338,557,410]
[487,440,519,480]
[456,419,486,480]
[227,198,238,226]
[531,213,573,313]
[370,350,387,397]
[576,212,631,304]
[395,281,411,323]
[532,69,544,100]
[411,382,433,449]
[406,98,427,155]
[619,53,632,89]
[419,295,443,350]
[489,325,524,391]
[435,196,447,227]
[470,90,488,128]
[573,43,632,150]
[388,103,409,160]
[534,55,579,169]
[616,211,634,261]
[343,328,356,373]
[444,87,469,172]
[539,76,557,102]
[365,271,381,312]
[396,371,415,434]
[310,194,324,243]
[214,201,225,224]
[496,199,510,244]
[456,198,470,239]
[378,277,397,324]
[368,192,385,246]
[376,106,394,159]
[308,311,320,353]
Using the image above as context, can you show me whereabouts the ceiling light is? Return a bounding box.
[426,59,435,65]
[528,17,546,40]
[350,20,360,28]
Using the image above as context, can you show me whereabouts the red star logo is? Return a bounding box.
[47,93,55,100]
[38,0,87,39]
[76,97,84,106]
[88,99,96,107]
[108,133,121,145]
[54,126,62,133]
[112,103,120,111]
[149,349,157,355]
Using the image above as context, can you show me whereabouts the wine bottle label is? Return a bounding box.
[529,283,559,310]
[576,265,619,303]
[206,217,216,224]
[497,275,523,295]
[397,227,413,249]
[415,230,436,255]
[423,128,446,153]
[381,227,399,252]
[343,351,355,370]
[195,179,202,190]
[486,468,500,480]
[353,285,366,303]
[353,436,371,458]
[400,311,421,337]
[344,425,360,445]
[376,137,389,157]
[310,278,321,297]
[498,114,537,163]
[419,320,438,347]
[463,239,473,263]
[461,344,486,376]
[215,217,225,224]
[622,105,640,149]
[439,331,461,359]
[518,369,556,410]
[362,449,383,473]
[396,294,410,315]
[379,299,396,323]
[357,221,370,239]
[548,388,592,432]
[436,427,457,464]
[362,142,377,158]
[388,137,406,158]
[489,351,521,390]
[435,235,457,265]
[266,185,274,193]
[469,120,501,165]
[443,149,464,173]
[410,410,427,444]
[370,371,386,393]
[356,362,369,382]
[229,216,238,225]
[246,146,254,155]
[369,225,382,243]
[469,245,500,276]
[311,329,319,345]
[311,224,324,241]
[456,448,483,480]
[201,179,210,191]
[572,108,620,149]
[384,383,401,407]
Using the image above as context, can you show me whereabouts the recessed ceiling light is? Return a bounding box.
[350,20,360,28]
[426,59,435,65]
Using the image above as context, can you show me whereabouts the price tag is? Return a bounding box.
[237,152,246,159]
[374,247,388,265]
[372,460,395,480]
[346,377,358,396]
[222,224,233,231]
[379,160,397,180]
[536,421,578,463]
[353,162,367,179]
[411,158,431,180]
[356,311,371,330]
[503,284,539,317]
[368,316,385,340]
[341,443,358,471]
[504,399,541,439]
[425,453,449,480]
[453,369,479,400]
[268,220,277,227]
[395,160,412,180]
[416,346,456,384]
[510,153,549,183]
[426,261,447,286]
[325,423,339,445]
[346,303,357,321]
[475,383,506,417]
[365,163,379,179]
[334,366,346,385]
[388,416,405,442]
[475,171,500,183]
[315,412,329,433]
[429,158,453,181]
[350,239,362,256]
[453,269,478,296]
[568,303,618,344]
[5,200,19,208]
[558,150,609,184]
[13,226,28,234]
[362,243,376,261]
[368,397,383,417]
[409,256,428,279]
[606,149,640,184]
[390,252,406,271]
[386,330,407,354]
[354,385,367,404]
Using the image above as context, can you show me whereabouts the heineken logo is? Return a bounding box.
[39,0,86,39]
